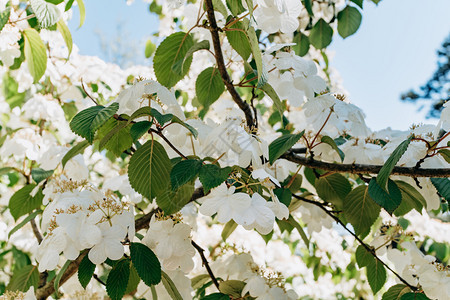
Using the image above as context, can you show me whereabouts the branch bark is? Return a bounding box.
[204,0,255,128]
[282,151,450,178]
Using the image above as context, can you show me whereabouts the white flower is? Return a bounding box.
[88,224,127,264]
[241,192,276,234]
[254,0,302,34]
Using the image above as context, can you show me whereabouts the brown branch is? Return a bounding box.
[30,218,43,244]
[282,151,450,178]
[204,0,255,128]
[291,194,419,291]
[191,240,220,290]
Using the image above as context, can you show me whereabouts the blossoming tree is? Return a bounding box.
[0,0,449,299]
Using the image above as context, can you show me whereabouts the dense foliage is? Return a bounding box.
[0,0,449,299]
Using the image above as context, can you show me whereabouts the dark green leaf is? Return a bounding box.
[321,135,345,161]
[62,140,89,168]
[78,254,96,289]
[106,259,130,300]
[130,121,152,141]
[196,67,225,108]
[64,0,75,11]
[355,245,374,268]
[161,270,184,300]
[54,260,71,295]
[199,165,232,193]
[315,173,351,209]
[381,284,410,300]
[30,0,61,28]
[124,264,140,295]
[202,293,230,300]
[130,243,161,286]
[69,105,105,143]
[156,183,194,214]
[97,118,133,157]
[293,31,310,57]
[274,188,292,207]
[269,131,305,164]
[172,40,210,75]
[377,137,412,190]
[394,181,427,216]
[344,185,380,236]
[128,140,172,200]
[350,0,364,9]
[8,210,42,239]
[430,177,450,204]
[400,293,430,300]
[90,102,119,133]
[23,28,47,82]
[0,8,11,32]
[6,265,39,292]
[170,116,199,138]
[309,19,333,49]
[226,0,246,16]
[171,159,202,190]
[368,178,402,214]
[31,168,53,184]
[302,0,314,16]
[226,21,252,60]
[367,259,387,294]
[337,6,362,38]
[154,32,194,88]
[9,184,43,221]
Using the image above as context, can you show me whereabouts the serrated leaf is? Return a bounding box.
[90,102,119,133]
[247,25,267,87]
[130,121,152,141]
[394,181,427,216]
[381,284,410,300]
[62,140,89,168]
[172,40,210,75]
[211,0,229,17]
[8,210,42,239]
[400,293,430,300]
[226,0,246,16]
[344,185,380,236]
[125,264,140,295]
[106,259,130,300]
[69,105,105,143]
[199,165,232,193]
[6,264,39,292]
[145,39,156,58]
[430,177,450,204]
[269,131,304,164]
[367,259,387,294]
[293,31,310,57]
[30,0,61,28]
[309,19,333,49]
[154,32,194,88]
[438,149,450,163]
[196,67,225,108]
[128,140,172,200]
[321,135,345,161]
[260,82,284,119]
[337,6,362,38]
[9,184,43,221]
[219,280,246,298]
[56,19,72,56]
[315,173,351,209]
[355,245,374,268]
[151,109,173,126]
[221,219,238,241]
[78,253,95,289]
[157,183,194,214]
[54,259,71,295]
[31,168,53,184]
[161,270,184,300]
[171,159,202,190]
[76,0,85,27]
[377,137,412,190]
[0,8,11,32]
[368,178,402,214]
[97,118,133,157]
[23,28,47,83]
[129,243,161,286]
[226,21,252,60]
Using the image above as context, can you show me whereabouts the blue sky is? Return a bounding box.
[68,0,450,131]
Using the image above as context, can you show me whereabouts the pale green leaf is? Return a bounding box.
[226,21,252,60]
[30,0,61,28]
[161,270,184,300]
[381,284,410,300]
[97,118,133,157]
[219,280,246,298]
[23,28,47,83]
[62,140,89,168]
[221,219,238,241]
[6,264,39,292]
[145,39,156,58]
[394,181,427,216]
[76,0,85,27]
[287,215,310,247]
[0,8,11,32]
[56,19,73,56]
[54,260,71,296]
[259,82,284,120]
[247,24,267,87]
[321,135,345,161]
[9,184,43,221]
[172,40,210,75]
[69,105,105,143]
[226,0,245,16]
[8,210,42,239]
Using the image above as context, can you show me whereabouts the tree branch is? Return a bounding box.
[191,240,220,290]
[204,0,255,128]
[282,151,450,178]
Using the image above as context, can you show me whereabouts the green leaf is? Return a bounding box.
[31,168,53,184]
[247,25,267,87]
[199,165,232,193]
[0,8,11,32]
[382,284,410,300]
[196,67,225,108]
[65,0,75,11]
[368,178,402,214]
[90,102,119,133]
[377,137,412,190]
[400,293,430,300]
[350,0,364,9]
[125,264,140,295]
[226,21,252,60]
[171,159,202,190]
[302,0,314,16]
[315,173,352,209]
[202,293,231,300]
[157,183,194,214]
[366,259,387,294]
[129,242,161,286]
[344,185,380,236]
[222,219,238,241]
[9,184,43,221]
[170,116,199,138]
[269,131,305,164]
[69,105,105,143]
[321,135,345,161]
[394,181,427,216]
[274,188,292,207]
[211,0,229,17]
[172,40,210,75]
[287,215,310,247]
[355,245,374,268]
[78,254,95,289]
[127,106,153,124]
[337,6,362,38]
[106,259,130,300]
[438,149,450,163]
[161,270,184,300]
[56,19,73,56]
[219,280,246,298]
[6,265,39,292]
[309,19,333,49]
[128,140,172,200]
[145,39,156,58]
[30,0,61,28]
[293,31,310,57]
[62,140,89,168]
[154,32,194,88]
[260,82,284,119]
[430,177,450,203]
[191,274,211,290]
[226,0,246,16]
[76,0,85,27]
[130,121,152,141]
[54,260,71,295]
[23,28,47,83]
[151,109,173,126]
[8,210,42,239]
[97,118,133,157]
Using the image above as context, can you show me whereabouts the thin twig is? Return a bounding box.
[151,129,188,159]
[81,78,98,105]
[191,240,220,290]
[30,218,43,244]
